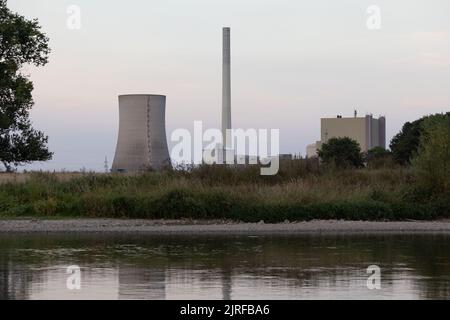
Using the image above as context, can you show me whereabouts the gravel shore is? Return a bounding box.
[0,219,450,235]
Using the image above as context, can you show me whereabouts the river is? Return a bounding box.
[0,233,449,299]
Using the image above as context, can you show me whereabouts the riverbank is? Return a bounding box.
[1,219,450,235]
[0,166,448,221]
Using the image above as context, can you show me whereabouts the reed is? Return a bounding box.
[0,161,447,221]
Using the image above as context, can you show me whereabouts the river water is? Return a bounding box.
[0,233,449,300]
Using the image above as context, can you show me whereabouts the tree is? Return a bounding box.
[412,114,450,195]
[390,112,450,165]
[0,0,52,171]
[364,146,393,169]
[318,137,364,168]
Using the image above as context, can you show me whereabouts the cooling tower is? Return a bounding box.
[112,94,171,172]
[222,27,232,149]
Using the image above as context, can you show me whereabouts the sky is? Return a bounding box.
[6,0,450,171]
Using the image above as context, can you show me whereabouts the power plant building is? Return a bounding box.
[112,94,171,172]
[307,114,386,158]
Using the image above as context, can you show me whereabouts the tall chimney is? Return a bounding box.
[222,27,231,149]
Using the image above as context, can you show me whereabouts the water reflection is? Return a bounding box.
[0,234,449,300]
[119,267,166,300]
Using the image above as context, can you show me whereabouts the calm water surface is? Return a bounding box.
[0,234,449,300]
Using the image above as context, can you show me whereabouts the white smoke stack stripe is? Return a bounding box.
[222,27,232,149]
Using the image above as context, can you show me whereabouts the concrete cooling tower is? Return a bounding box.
[112,94,171,172]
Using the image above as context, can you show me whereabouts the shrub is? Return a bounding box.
[412,114,450,196]
[318,137,364,168]
[33,198,58,216]
[365,147,395,169]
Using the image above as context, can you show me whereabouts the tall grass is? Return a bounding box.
[0,160,448,221]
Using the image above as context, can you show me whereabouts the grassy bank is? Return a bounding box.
[0,161,448,221]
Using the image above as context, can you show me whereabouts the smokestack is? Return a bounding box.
[222,27,231,149]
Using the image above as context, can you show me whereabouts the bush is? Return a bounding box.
[412,114,450,196]
[365,147,395,169]
[318,137,364,168]
[33,198,58,215]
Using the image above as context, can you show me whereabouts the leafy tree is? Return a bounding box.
[0,0,52,171]
[412,114,450,195]
[390,112,450,165]
[366,146,391,159]
[364,146,393,169]
[318,137,364,168]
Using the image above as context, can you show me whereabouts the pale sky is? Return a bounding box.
[7,0,450,171]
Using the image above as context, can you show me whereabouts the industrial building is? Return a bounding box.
[307,113,386,158]
[112,94,171,172]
